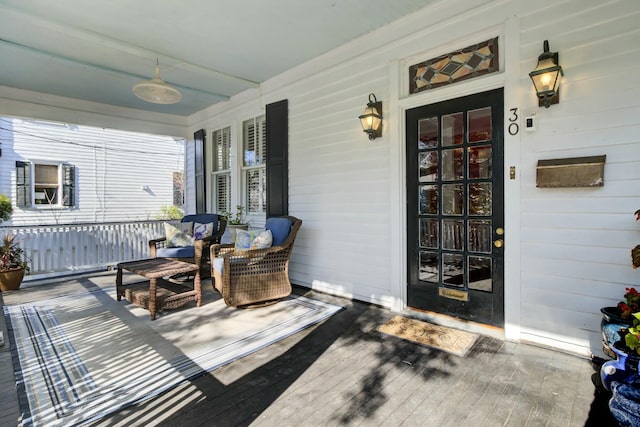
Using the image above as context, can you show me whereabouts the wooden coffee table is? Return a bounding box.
[116,258,201,320]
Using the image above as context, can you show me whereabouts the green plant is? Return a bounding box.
[156,205,184,220]
[222,205,248,226]
[624,312,640,355]
[0,194,12,223]
[0,234,29,272]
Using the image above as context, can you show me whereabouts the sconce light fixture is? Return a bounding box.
[359,93,382,140]
[529,40,564,108]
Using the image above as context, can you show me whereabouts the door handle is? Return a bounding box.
[494,239,504,248]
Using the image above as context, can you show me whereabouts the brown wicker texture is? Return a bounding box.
[116,258,201,320]
[149,216,227,278]
[210,216,302,307]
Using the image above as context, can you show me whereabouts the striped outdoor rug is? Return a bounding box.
[4,286,342,426]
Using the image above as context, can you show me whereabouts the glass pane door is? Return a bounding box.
[406,88,504,326]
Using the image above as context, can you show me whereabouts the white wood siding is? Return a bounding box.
[0,117,185,225]
[517,0,640,355]
[186,0,640,357]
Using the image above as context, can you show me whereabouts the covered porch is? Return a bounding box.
[1,0,639,424]
[0,271,615,426]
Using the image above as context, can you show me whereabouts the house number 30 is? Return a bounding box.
[508,108,519,135]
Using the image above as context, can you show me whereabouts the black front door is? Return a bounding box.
[406,88,504,326]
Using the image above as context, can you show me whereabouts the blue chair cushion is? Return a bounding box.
[213,256,245,275]
[182,214,219,233]
[157,246,195,258]
[265,217,292,246]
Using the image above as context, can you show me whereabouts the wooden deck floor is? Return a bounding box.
[0,272,618,426]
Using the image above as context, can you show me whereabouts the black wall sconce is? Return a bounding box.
[359,93,382,140]
[529,40,564,108]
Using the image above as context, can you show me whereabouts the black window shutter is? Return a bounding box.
[62,164,75,207]
[266,99,288,217]
[194,129,206,214]
[15,161,31,208]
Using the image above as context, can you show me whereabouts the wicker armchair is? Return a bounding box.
[149,213,227,277]
[210,215,302,307]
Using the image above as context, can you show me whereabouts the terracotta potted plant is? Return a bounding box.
[0,194,29,291]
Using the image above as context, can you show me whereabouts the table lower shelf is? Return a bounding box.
[118,278,199,312]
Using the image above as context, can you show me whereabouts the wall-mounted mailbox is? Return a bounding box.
[536,155,606,188]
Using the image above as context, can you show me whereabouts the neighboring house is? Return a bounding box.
[1,0,639,362]
[0,117,185,225]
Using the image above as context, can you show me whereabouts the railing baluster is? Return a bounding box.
[0,220,167,277]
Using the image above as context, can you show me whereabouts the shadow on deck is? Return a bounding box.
[0,271,619,426]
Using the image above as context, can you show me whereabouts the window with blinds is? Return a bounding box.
[16,162,75,207]
[242,116,266,214]
[34,164,59,205]
[212,126,232,213]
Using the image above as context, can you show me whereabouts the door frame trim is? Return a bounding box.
[388,17,522,340]
[390,74,505,312]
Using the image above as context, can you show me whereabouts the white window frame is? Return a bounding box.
[15,160,75,209]
[242,115,267,216]
[211,126,232,213]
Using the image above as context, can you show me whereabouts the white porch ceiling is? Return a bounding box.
[0,0,438,117]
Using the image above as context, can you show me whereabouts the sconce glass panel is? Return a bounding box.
[409,37,499,95]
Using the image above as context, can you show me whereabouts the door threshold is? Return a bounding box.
[403,307,505,340]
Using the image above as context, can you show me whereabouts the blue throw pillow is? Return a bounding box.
[265,217,292,246]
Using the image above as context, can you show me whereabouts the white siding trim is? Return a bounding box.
[502,15,523,341]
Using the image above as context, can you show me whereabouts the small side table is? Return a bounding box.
[116,258,201,320]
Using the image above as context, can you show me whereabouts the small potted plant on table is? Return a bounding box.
[222,205,250,242]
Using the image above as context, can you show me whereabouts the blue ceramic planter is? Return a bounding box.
[609,374,640,427]
[601,341,640,391]
[601,307,633,358]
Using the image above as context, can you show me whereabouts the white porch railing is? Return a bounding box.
[0,220,173,279]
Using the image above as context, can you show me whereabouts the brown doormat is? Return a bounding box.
[378,315,479,357]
